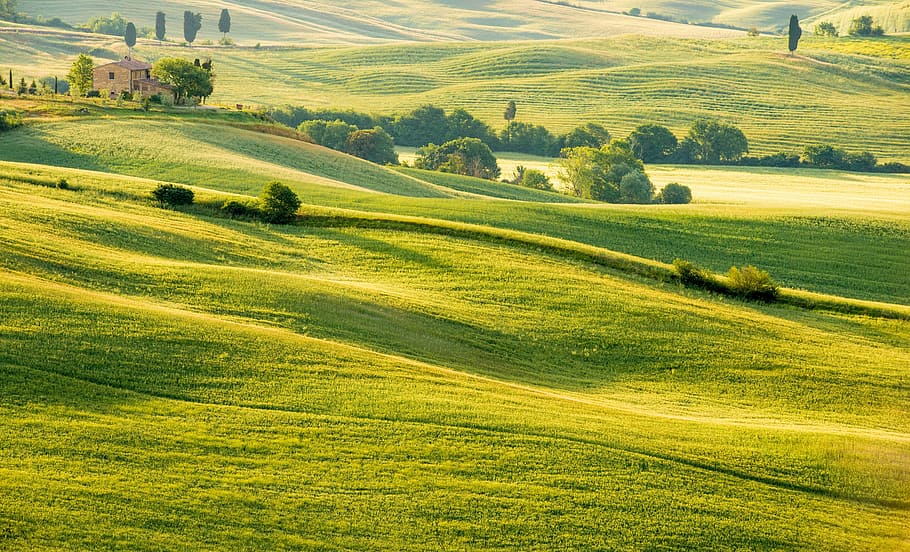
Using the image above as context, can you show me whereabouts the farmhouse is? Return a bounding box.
[93,57,173,98]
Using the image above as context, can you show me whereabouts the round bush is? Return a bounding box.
[659,183,692,204]
[152,183,194,206]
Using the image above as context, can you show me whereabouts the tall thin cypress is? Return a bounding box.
[788,15,802,54]
[155,12,166,43]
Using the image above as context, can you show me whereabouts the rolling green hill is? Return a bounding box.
[2,146,909,549]
[4,32,908,162]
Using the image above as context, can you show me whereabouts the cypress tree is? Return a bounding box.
[184,11,202,46]
[218,9,231,39]
[788,15,802,54]
[155,12,166,43]
[125,22,137,54]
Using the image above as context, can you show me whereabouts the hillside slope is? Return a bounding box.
[1,159,909,549]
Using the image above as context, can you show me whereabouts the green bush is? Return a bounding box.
[658,183,692,204]
[151,183,194,206]
[259,181,301,224]
[672,258,725,294]
[56,178,70,190]
[0,110,22,132]
[221,199,261,219]
[727,265,779,301]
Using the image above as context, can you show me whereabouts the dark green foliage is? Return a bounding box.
[298,120,358,150]
[85,90,100,98]
[619,170,654,204]
[739,152,801,168]
[152,184,194,206]
[849,16,884,37]
[499,121,556,155]
[391,104,448,147]
[801,144,844,168]
[16,77,26,95]
[788,15,802,53]
[184,11,202,45]
[658,182,692,204]
[270,106,388,131]
[416,138,500,180]
[0,109,22,131]
[155,12,166,41]
[558,123,611,150]
[445,108,499,147]
[221,199,261,219]
[345,128,398,165]
[55,178,70,190]
[681,119,748,164]
[119,90,133,101]
[504,100,516,121]
[629,123,678,162]
[259,181,301,224]
[124,22,136,50]
[139,96,151,111]
[727,265,780,301]
[814,22,837,37]
[218,9,231,36]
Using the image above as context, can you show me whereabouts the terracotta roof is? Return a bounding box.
[96,57,152,71]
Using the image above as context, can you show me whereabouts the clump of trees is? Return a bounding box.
[415,138,500,180]
[297,120,397,165]
[849,16,884,36]
[814,21,837,37]
[558,141,688,204]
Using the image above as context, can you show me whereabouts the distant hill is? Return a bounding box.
[17,0,744,44]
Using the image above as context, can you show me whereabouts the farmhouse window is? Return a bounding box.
[108,72,115,80]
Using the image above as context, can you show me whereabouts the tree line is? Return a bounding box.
[269,103,906,174]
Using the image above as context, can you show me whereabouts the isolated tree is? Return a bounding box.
[629,123,678,162]
[518,168,551,190]
[814,21,837,37]
[155,12,166,42]
[658,183,692,204]
[66,53,94,97]
[504,100,516,122]
[151,57,213,103]
[788,15,802,54]
[152,183,194,206]
[183,11,202,45]
[124,22,137,55]
[259,181,301,224]
[218,8,231,39]
[681,119,748,163]
[345,128,398,165]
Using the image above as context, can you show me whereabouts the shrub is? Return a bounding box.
[727,265,779,301]
[519,169,551,190]
[119,90,133,101]
[151,183,194,206]
[55,178,70,190]
[86,90,100,98]
[814,21,838,37]
[0,110,22,131]
[259,181,301,224]
[221,199,261,218]
[658,183,692,204]
[672,258,726,294]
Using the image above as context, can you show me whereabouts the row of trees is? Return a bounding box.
[814,16,886,38]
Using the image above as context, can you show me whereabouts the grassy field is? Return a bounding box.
[4,31,908,162]
[1,158,909,549]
